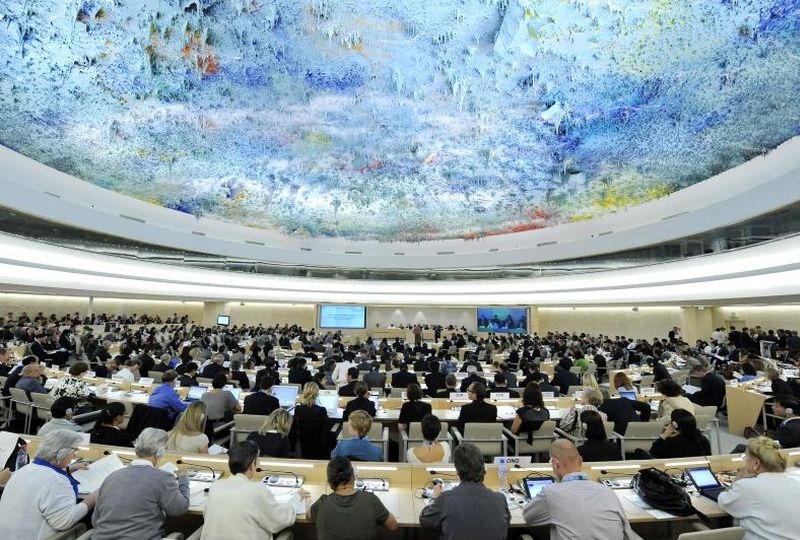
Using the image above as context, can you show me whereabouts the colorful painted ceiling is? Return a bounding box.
[1,1,799,242]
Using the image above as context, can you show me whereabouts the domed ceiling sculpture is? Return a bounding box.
[1,1,798,242]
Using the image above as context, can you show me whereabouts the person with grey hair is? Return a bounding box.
[0,429,98,539]
[419,442,509,539]
[15,362,49,397]
[91,427,190,540]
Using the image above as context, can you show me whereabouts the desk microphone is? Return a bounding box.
[102,450,133,463]
[176,459,219,483]
[427,470,459,478]
[256,468,301,487]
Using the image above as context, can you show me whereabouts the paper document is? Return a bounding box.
[268,487,307,514]
[208,444,228,455]
[682,385,701,395]
[71,453,125,493]
[0,431,19,468]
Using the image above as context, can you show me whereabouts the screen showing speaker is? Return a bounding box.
[319,305,367,329]
[476,307,528,334]
[216,314,231,326]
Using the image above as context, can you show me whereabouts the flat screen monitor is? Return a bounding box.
[217,314,231,327]
[476,307,528,334]
[272,385,299,408]
[319,305,367,329]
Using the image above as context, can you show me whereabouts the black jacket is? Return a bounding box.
[243,391,280,416]
[342,396,377,422]
[457,400,497,433]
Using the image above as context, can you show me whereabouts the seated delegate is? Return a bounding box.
[718,436,800,539]
[331,410,382,462]
[0,429,98,540]
[650,408,711,459]
[247,408,294,458]
[407,414,451,463]
[309,456,397,540]
[419,442,509,540]
[202,440,308,539]
[523,439,634,540]
[91,427,190,540]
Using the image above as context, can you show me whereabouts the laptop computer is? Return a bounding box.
[686,467,725,501]
[272,385,299,409]
[522,477,555,499]
[619,390,637,401]
[185,385,207,402]
[317,391,339,416]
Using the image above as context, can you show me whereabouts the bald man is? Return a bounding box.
[523,440,634,540]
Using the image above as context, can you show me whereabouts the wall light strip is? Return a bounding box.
[259,461,315,469]
[589,464,641,471]
[426,467,456,473]
[356,466,398,472]
[664,460,709,468]
[180,456,227,464]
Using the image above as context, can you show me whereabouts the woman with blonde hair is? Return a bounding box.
[718,437,797,539]
[167,401,209,454]
[613,372,637,395]
[247,409,293,458]
[293,382,330,459]
[582,373,600,391]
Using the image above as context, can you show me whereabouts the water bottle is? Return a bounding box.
[497,456,508,492]
[15,443,28,471]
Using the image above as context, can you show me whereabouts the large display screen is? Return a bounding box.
[319,305,367,329]
[477,307,528,334]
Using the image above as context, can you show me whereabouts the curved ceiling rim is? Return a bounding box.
[1,232,799,305]
[2,137,800,270]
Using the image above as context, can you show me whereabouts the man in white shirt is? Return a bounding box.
[523,440,634,540]
[115,358,139,383]
[331,356,356,387]
[202,441,308,539]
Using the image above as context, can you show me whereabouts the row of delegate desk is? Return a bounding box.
[14,434,799,535]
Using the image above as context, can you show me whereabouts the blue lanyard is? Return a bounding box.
[33,458,80,498]
[560,472,590,483]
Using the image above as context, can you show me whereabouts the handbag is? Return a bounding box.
[632,467,695,516]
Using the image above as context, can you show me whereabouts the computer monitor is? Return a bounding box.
[186,386,208,402]
[216,314,231,327]
[272,385,299,408]
[317,391,339,416]
[619,390,637,401]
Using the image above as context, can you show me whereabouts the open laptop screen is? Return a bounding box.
[317,392,339,415]
[687,467,721,489]
[271,385,299,407]
[186,386,207,401]
[619,390,637,401]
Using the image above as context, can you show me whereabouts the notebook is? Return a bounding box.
[272,385,299,408]
[317,391,339,416]
[619,390,637,401]
[522,477,555,499]
[185,385,208,402]
[686,467,725,501]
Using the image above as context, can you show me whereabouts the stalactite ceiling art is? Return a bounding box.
[1,1,798,241]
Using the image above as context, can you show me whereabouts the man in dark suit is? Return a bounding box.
[243,374,280,416]
[597,391,651,435]
[688,366,726,408]
[551,366,580,395]
[460,365,487,393]
[338,367,360,397]
[457,383,497,433]
[391,362,418,388]
[200,354,227,379]
[435,373,459,398]
[342,382,377,422]
[424,361,447,397]
[177,362,200,387]
[490,373,520,398]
